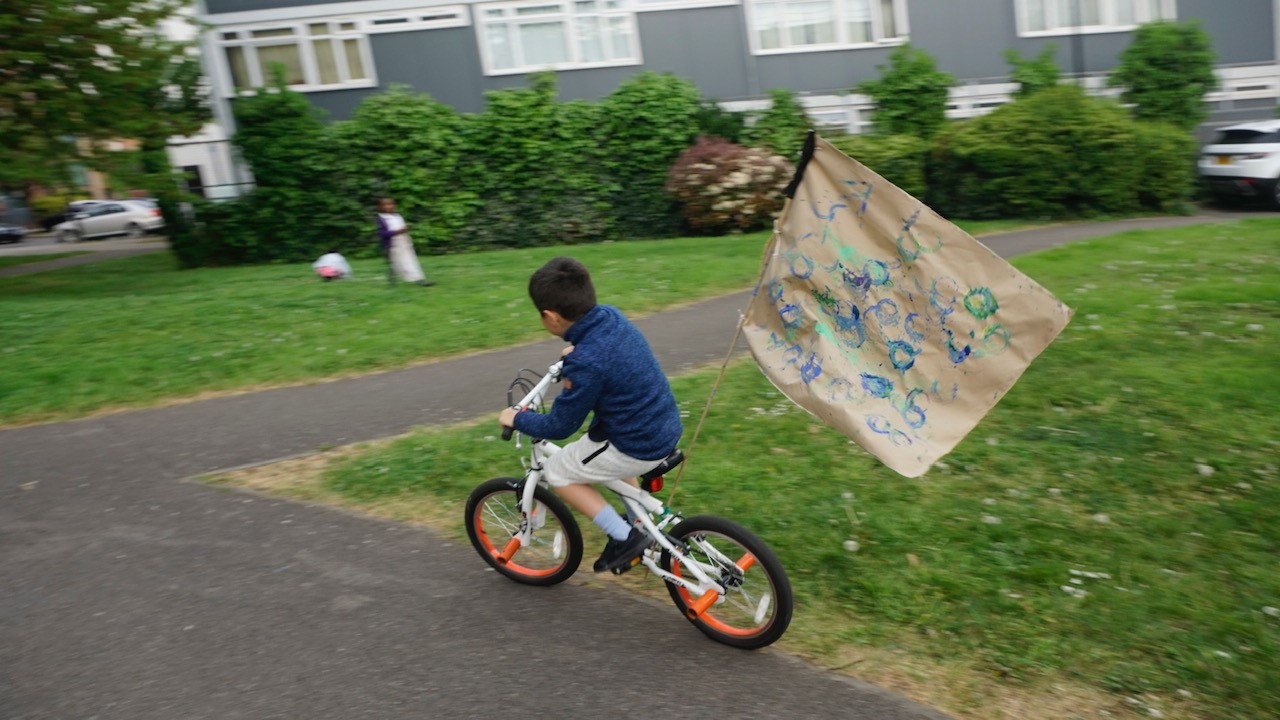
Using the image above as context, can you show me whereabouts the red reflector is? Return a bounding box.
[649,476,664,492]
[152,209,162,216]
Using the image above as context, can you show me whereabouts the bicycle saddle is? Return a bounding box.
[639,449,684,492]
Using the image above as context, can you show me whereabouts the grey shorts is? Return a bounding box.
[542,436,665,488]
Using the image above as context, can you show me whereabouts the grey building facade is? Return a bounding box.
[180,0,1279,194]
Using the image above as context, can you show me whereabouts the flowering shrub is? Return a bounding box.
[663,136,794,234]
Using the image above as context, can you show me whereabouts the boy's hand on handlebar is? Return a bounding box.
[499,406,520,429]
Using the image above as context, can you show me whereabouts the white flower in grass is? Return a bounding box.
[842,539,860,552]
[1262,606,1280,618]
[1214,650,1232,659]
[1247,323,1264,331]
[1060,585,1087,598]
[981,515,1002,524]
[1092,513,1111,524]
[841,491,854,500]
[1048,488,1062,497]
[1196,463,1215,477]
[982,498,997,506]
[985,437,999,446]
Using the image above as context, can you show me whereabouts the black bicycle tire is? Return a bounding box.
[465,477,583,586]
[660,514,793,649]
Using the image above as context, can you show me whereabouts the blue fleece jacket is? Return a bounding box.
[513,304,683,461]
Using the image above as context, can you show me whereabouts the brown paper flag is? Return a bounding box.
[743,134,1073,477]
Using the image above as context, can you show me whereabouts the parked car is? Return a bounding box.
[0,223,25,244]
[1198,119,1280,208]
[54,201,165,242]
[40,200,107,232]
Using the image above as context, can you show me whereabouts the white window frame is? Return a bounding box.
[1014,0,1176,37]
[632,0,741,11]
[213,6,469,95]
[364,6,471,33]
[218,21,377,94]
[474,0,641,76]
[745,0,909,56]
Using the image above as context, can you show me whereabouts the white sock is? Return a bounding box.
[592,505,633,541]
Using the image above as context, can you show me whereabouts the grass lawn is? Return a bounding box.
[214,219,1279,719]
[0,252,89,270]
[0,231,769,425]
[0,218,1047,427]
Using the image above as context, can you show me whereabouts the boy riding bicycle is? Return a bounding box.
[498,257,683,573]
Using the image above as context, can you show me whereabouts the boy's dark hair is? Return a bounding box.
[528,256,596,320]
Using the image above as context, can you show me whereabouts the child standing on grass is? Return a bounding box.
[375,197,434,287]
[498,257,683,573]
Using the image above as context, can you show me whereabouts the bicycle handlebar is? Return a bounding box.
[502,360,564,441]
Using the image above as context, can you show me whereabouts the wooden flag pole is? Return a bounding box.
[666,133,817,503]
[665,207,787,505]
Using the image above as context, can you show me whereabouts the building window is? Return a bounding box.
[1016,0,1174,36]
[749,0,906,53]
[219,22,372,92]
[476,0,639,74]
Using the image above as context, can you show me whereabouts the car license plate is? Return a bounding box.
[1216,155,1233,165]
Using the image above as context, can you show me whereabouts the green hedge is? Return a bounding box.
[177,77,1200,267]
[1131,120,1198,212]
[827,134,929,199]
[926,85,1190,219]
[183,73,703,266]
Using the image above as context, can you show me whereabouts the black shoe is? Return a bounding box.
[593,528,651,574]
[418,280,435,287]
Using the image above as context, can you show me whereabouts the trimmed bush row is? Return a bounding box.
[172,80,1197,268]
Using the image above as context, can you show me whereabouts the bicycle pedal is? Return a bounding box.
[610,555,643,576]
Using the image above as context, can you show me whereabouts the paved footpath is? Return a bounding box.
[0,211,1267,719]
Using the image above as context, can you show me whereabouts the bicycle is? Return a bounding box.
[464,360,794,649]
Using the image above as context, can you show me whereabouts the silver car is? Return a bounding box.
[55,201,165,242]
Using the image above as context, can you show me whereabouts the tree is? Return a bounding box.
[694,101,747,145]
[1004,44,1061,98]
[329,85,473,251]
[219,76,362,263]
[744,89,812,158]
[599,72,703,238]
[0,0,207,191]
[857,44,953,139]
[1107,20,1217,131]
[461,73,615,248]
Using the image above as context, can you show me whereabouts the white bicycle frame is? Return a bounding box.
[506,361,731,609]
